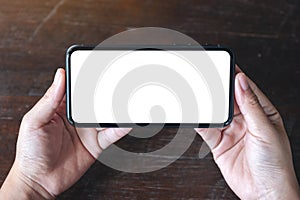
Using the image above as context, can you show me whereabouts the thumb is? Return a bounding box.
[235,73,273,135]
[24,68,66,128]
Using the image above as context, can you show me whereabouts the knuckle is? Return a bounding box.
[271,111,284,124]
[263,105,284,125]
[114,128,127,138]
[247,90,259,106]
[43,87,52,101]
[250,81,258,93]
[20,113,33,130]
[43,86,60,108]
[22,112,30,123]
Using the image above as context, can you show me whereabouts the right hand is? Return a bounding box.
[196,66,300,199]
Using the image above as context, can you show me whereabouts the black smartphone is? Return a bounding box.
[66,45,235,128]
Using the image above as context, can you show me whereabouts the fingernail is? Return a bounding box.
[239,73,249,91]
[53,69,61,84]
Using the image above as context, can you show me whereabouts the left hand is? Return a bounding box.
[0,68,131,199]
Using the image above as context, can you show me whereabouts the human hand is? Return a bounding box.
[196,66,300,199]
[0,68,131,199]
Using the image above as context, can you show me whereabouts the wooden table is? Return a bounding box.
[0,0,299,199]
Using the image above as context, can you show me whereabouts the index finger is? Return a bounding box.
[235,65,283,127]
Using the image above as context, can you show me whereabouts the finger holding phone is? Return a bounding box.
[0,66,299,199]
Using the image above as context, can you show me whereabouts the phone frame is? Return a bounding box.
[66,45,235,128]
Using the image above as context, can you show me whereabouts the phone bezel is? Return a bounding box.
[66,45,235,128]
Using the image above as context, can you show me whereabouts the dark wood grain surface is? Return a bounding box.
[0,0,299,199]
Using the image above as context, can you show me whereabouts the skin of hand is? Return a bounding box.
[196,66,300,200]
[0,68,131,199]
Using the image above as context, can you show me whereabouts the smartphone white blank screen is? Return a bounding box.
[68,48,233,126]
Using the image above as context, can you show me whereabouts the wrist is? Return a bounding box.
[261,186,300,200]
[0,163,54,200]
[282,179,300,200]
[258,175,300,200]
[277,172,300,200]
